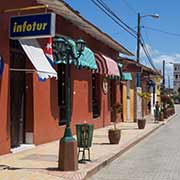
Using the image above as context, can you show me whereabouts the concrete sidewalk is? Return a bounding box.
[0,114,177,180]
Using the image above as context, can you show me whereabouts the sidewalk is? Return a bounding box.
[0,114,177,180]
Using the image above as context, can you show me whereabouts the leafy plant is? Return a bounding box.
[137,92,151,100]
[137,92,151,119]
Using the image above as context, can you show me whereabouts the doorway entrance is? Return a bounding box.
[9,40,34,149]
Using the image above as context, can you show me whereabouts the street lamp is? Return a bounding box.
[136,12,160,64]
[53,37,85,171]
[135,12,159,121]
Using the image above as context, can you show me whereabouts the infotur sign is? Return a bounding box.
[10,13,56,39]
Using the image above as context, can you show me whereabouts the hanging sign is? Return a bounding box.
[10,13,56,39]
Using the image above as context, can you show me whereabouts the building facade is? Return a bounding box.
[173,63,180,94]
[0,0,133,155]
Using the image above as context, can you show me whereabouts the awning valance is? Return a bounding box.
[95,53,120,77]
[122,72,132,81]
[19,39,57,79]
[54,39,97,70]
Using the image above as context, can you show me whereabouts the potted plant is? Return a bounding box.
[108,103,122,144]
[137,92,151,129]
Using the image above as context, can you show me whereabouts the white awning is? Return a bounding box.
[19,39,57,79]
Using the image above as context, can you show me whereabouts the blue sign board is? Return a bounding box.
[10,13,56,39]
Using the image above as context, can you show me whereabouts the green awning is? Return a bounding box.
[77,47,97,70]
[55,39,97,70]
[117,63,123,68]
[122,72,132,81]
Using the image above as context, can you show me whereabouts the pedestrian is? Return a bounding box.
[154,101,160,123]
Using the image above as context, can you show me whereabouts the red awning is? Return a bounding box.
[94,53,120,77]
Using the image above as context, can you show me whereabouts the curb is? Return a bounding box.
[84,114,177,180]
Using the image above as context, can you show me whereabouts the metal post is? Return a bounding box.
[135,13,141,121]
[62,55,75,142]
[58,55,78,171]
[136,13,141,87]
[137,13,141,64]
[162,60,166,117]
[163,60,165,90]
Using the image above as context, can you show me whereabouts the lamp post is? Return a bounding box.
[135,12,159,120]
[136,12,159,80]
[53,37,85,171]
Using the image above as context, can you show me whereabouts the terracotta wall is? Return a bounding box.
[0,14,10,155]
[130,89,134,121]
[0,0,37,155]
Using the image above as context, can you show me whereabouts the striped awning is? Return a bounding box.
[94,53,120,77]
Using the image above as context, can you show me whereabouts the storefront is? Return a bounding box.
[0,1,132,155]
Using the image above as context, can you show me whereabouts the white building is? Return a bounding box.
[173,63,180,94]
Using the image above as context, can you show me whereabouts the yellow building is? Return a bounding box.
[122,73,134,122]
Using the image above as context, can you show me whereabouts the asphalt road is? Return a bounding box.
[90,106,180,180]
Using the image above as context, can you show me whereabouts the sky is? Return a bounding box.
[64,0,180,87]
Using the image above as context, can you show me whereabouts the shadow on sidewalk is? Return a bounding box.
[120,127,139,130]
[93,143,110,145]
[0,165,61,172]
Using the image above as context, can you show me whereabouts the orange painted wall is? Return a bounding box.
[0,13,11,155]
[130,89,134,121]
[122,84,127,122]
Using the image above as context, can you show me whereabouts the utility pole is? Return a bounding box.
[136,13,140,64]
[135,13,141,122]
[163,60,165,91]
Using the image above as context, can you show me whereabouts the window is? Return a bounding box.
[58,64,67,125]
[92,74,100,118]
[175,67,177,71]
[175,75,178,79]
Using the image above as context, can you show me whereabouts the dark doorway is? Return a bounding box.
[10,40,26,148]
[110,80,116,122]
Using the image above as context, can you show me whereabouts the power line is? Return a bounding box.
[143,26,180,37]
[97,0,137,34]
[140,36,159,72]
[89,0,137,38]
[121,0,137,15]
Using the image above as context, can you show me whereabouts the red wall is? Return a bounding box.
[0,0,39,156]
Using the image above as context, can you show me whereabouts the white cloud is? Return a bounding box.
[140,44,180,88]
[140,44,160,59]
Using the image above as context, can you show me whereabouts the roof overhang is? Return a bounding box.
[119,58,162,77]
[36,0,134,56]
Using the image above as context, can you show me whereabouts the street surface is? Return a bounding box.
[90,105,180,180]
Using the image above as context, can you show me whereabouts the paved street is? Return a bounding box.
[90,105,180,180]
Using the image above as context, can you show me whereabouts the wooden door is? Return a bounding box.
[10,50,26,148]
